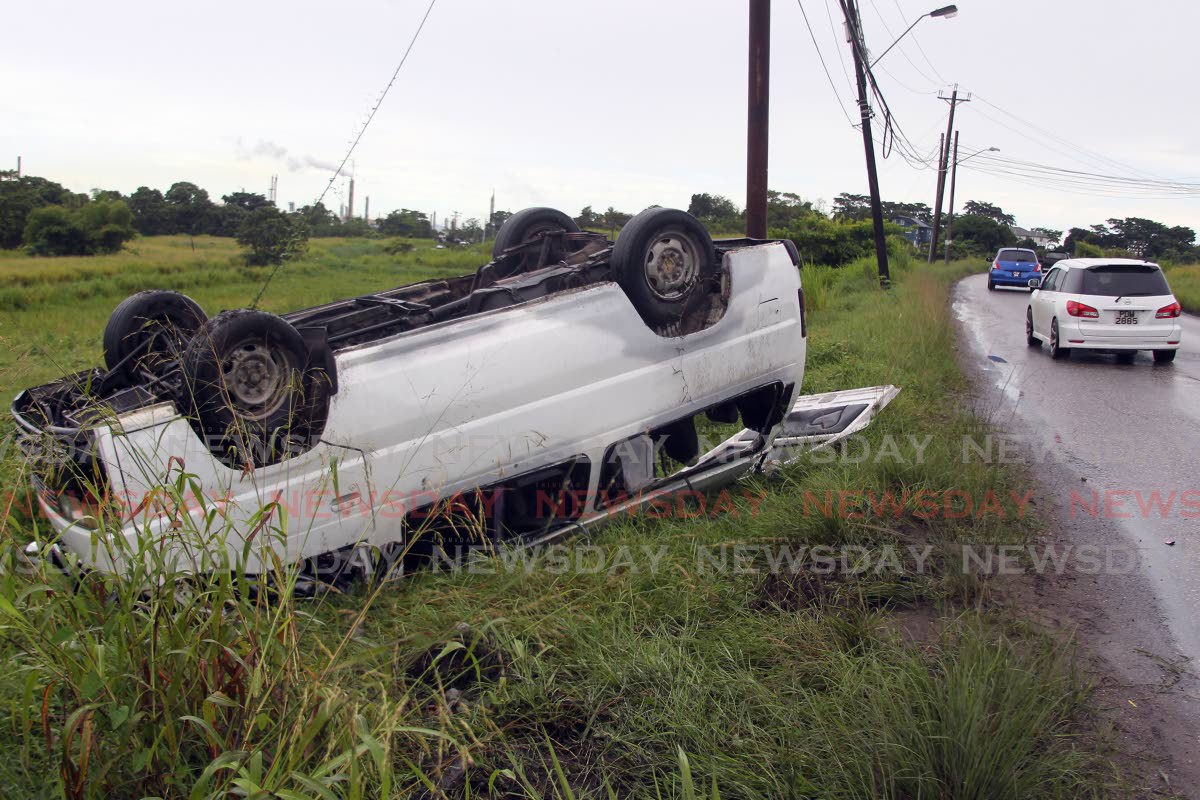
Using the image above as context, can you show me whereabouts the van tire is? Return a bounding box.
[611,207,717,327]
[103,290,207,381]
[182,310,329,465]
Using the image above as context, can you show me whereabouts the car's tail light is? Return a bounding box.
[992,261,999,270]
[1066,300,1099,318]
[1156,301,1182,319]
[1034,263,1041,272]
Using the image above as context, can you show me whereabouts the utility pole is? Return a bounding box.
[944,130,959,262]
[347,178,355,221]
[364,196,370,222]
[928,86,969,262]
[746,0,770,239]
[842,0,890,286]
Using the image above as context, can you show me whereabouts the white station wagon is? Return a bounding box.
[15,206,900,587]
[1026,258,1183,363]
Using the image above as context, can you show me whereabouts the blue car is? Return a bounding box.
[987,247,1041,290]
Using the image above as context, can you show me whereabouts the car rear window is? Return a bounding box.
[997,249,1037,263]
[1070,265,1171,297]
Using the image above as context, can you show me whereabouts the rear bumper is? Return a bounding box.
[1063,339,1180,351]
[989,269,1039,286]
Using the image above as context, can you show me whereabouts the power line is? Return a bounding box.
[795,0,857,126]
[864,0,944,88]
[822,0,859,100]
[888,0,950,85]
[251,0,439,307]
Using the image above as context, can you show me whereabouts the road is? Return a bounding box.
[954,273,1200,790]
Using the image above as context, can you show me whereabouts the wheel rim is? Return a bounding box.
[223,338,294,420]
[1026,310,1032,339]
[1050,323,1058,353]
[643,230,701,301]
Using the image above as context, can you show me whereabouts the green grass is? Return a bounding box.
[1163,262,1200,314]
[0,238,1120,798]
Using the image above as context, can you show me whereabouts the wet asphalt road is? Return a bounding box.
[953,273,1200,661]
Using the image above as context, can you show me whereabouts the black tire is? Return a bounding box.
[181,310,329,466]
[610,207,717,328]
[1153,349,1177,364]
[103,290,207,380]
[1115,351,1137,364]
[1049,318,1070,360]
[492,207,580,259]
[987,278,996,291]
[1025,308,1039,348]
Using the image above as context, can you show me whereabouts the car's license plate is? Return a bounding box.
[1012,271,1020,277]
[1115,310,1137,324]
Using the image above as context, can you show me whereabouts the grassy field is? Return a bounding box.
[1163,262,1200,313]
[0,238,1120,798]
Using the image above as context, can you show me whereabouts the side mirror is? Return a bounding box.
[1027,278,1041,289]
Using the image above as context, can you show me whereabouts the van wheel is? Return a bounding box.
[1153,349,1177,364]
[103,290,207,381]
[492,207,580,267]
[611,208,717,327]
[182,310,329,466]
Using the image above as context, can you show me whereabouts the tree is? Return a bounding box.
[127,187,172,236]
[946,214,1017,255]
[165,181,215,237]
[1032,227,1063,248]
[488,209,512,238]
[831,193,871,221]
[687,193,741,230]
[575,206,599,228]
[602,207,632,237]
[237,206,308,265]
[296,202,340,237]
[23,199,136,256]
[961,200,1015,226]
[881,200,932,223]
[766,191,812,229]
[458,218,483,242]
[221,191,272,212]
[377,209,432,238]
[0,175,87,248]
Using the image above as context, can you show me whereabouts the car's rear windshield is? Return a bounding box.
[997,249,1037,263]
[1073,265,1171,297]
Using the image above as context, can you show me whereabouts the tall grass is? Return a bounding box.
[1163,262,1200,314]
[0,240,1118,798]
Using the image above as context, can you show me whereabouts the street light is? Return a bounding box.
[945,143,998,261]
[869,5,958,69]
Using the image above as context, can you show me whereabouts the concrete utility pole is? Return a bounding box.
[347,178,355,221]
[944,130,959,262]
[928,86,969,262]
[746,0,770,239]
[842,0,890,286]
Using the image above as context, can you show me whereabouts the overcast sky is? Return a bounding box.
[3,0,1198,234]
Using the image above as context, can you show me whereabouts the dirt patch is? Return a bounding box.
[404,623,506,691]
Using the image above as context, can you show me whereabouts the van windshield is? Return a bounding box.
[1075,265,1171,297]
[997,249,1037,263]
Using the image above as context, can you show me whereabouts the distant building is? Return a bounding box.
[1010,226,1054,248]
[891,215,932,247]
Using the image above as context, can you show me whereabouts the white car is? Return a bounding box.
[16,206,863,584]
[1026,258,1183,363]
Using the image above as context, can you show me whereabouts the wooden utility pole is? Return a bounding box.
[843,0,890,286]
[746,0,770,239]
[928,87,969,262]
[944,130,959,262]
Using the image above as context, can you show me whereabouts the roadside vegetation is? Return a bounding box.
[0,235,1125,798]
[1163,262,1200,313]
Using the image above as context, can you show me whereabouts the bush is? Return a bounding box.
[236,206,309,265]
[1072,240,1104,258]
[22,200,135,256]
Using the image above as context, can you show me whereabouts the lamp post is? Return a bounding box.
[869,5,958,69]
[844,1,958,285]
[945,142,998,261]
